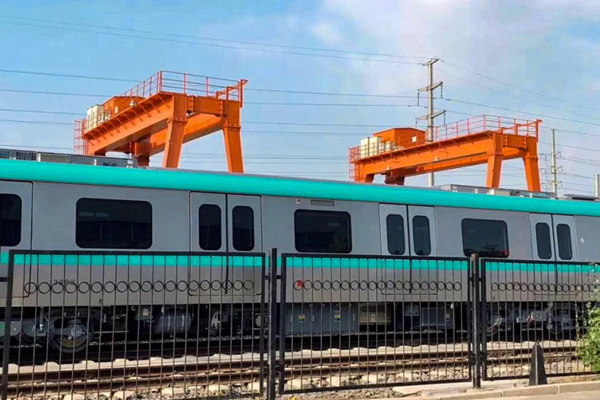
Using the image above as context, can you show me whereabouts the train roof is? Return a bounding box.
[0,158,599,217]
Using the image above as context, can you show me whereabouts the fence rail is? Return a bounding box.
[2,250,599,400]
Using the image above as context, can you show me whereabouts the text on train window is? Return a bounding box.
[0,194,21,246]
[232,206,255,251]
[199,204,222,250]
[535,222,552,260]
[412,215,432,256]
[294,210,351,253]
[386,214,405,255]
[461,219,509,258]
[556,224,573,260]
[76,198,152,249]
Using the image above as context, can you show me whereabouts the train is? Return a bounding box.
[1,149,600,353]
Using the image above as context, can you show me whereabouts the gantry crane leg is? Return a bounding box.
[523,138,541,191]
[162,95,188,169]
[486,133,503,188]
[223,118,244,173]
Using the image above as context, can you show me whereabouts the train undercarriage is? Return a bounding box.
[1,301,586,355]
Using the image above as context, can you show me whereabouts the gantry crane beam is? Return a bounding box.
[77,71,246,170]
[350,116,542,191]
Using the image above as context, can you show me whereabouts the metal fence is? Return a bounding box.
[480,258,599,381]
[2,250,599,400]
[273,251,472,395]
[1,251,267,400]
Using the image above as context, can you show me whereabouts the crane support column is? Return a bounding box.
[523,138,541,192]
[486,132,503,188]
[222,105,244,173]
[162,94,188,169]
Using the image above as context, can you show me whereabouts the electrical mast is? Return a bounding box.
[550,128,560,195]
[417,58,445,186]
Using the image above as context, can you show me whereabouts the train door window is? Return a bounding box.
[294,210,351,253]
[535,222,552,260]
[199,204,222,250]
[0,194,21,246]
[76,198,152,249]
[232,206,254,251]
[386,214,405,255]
[556,224,573,260]
[461,219,509,258]
[412,215,431,256]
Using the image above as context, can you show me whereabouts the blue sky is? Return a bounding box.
[1,0,600,194]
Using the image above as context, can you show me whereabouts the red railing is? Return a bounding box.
[432,115,540,142]
[122,70,247,103]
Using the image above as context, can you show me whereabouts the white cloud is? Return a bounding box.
[309,20,344,46]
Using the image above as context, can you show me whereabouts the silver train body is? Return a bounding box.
[1,157,600,351]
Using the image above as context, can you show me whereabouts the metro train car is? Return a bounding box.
[1,150,600,353]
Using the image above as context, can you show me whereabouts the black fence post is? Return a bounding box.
[471,253,482,389]
[277,252,287,395]
[1,251,14,400]
[267,248,279,400]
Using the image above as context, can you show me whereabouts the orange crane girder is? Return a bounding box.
[350,116,542,191]
[78,71,247,171]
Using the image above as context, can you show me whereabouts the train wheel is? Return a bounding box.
[47,314,93,354]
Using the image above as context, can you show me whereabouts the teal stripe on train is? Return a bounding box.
[486,261,600,274]
[7,254,264,268]
[284,256,468,271]
[5,253,600,273]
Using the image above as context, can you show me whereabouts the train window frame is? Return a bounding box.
[535,222,552,260]
[461,218,509,258]
[556,223,573,260]
[0,193,22,247]
[199,204,222,251]
[232,205,255,251]
[294,209,352,254]
[386,214,405,255]
[75,198,152,249]
[412,215,432,256]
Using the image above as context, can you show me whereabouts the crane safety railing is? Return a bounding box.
[433,115,541,143]
[122,71,246,103]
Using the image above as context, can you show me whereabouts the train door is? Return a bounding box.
[529,214,555,261]
[226,195,262,254]
[407,206,444,328]
[0,181,32,303]
[552,215,577,262]
[226,195,263,334]
[379,204,409,257]
[190,192,227,252]
[530,213,578,262]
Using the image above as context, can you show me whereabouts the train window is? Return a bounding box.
[199,204,222,250]
[76,198,152,249]
[412,215,432,256]
[556,224,573,260]
[294,210,351,253]
[232,206,254,251]
[386,214,405,255]
[461,219,509,258]
[0,194,21,246]
[535,222,552,260]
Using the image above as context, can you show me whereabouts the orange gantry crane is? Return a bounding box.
[74,71,247,170]
[349,115,543,191]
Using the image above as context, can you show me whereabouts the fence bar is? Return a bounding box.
[1,253,15,400]
[471,254,482,389]
[267,248,278,400]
